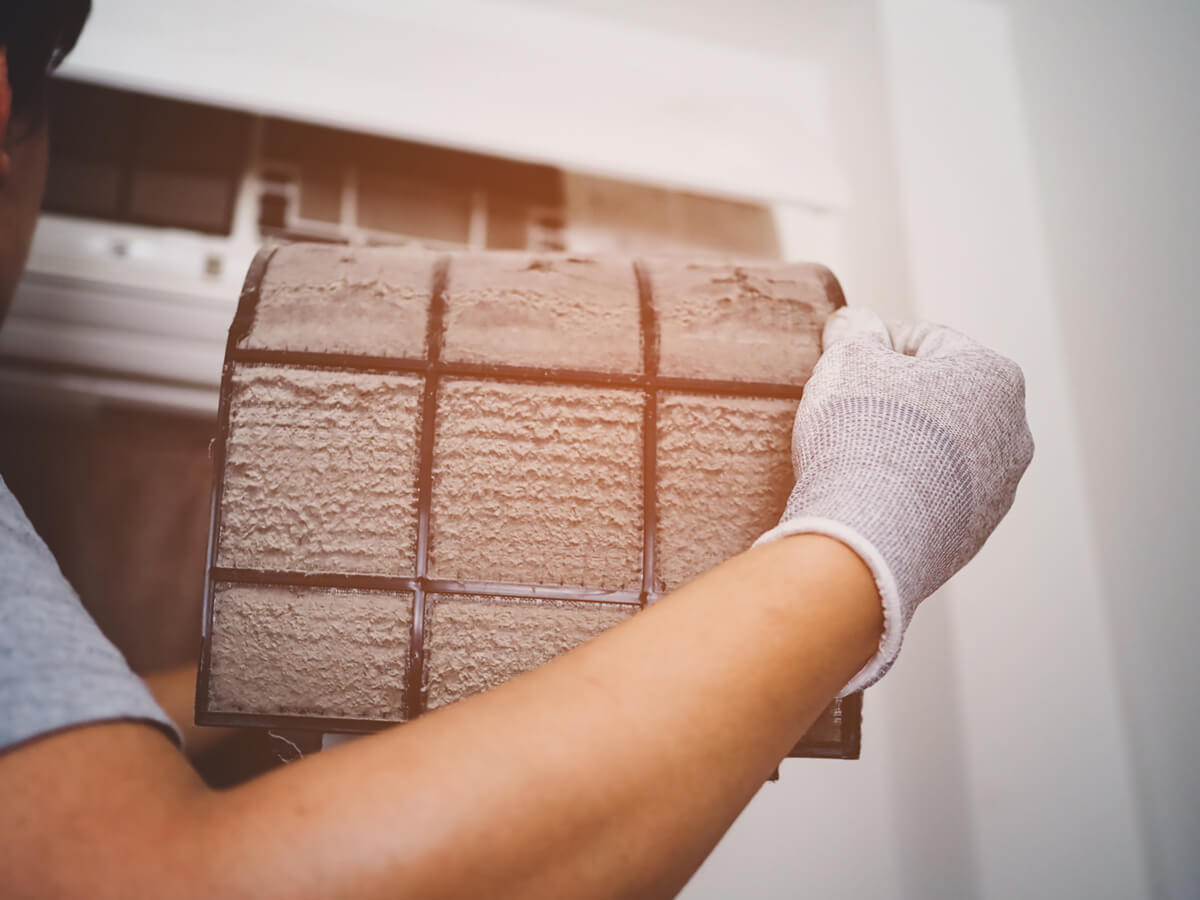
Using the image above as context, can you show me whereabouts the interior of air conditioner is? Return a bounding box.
[1,78,833,416]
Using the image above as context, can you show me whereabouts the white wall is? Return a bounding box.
[997,3,1200,897]
[874,2,1149,896]
[811,3,1200,896]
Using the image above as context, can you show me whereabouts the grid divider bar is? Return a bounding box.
[653,376,805,399]
[209,567,421,593]
[197,711,405,733]
[635,261,659,607]
[424,579,643,606]
[228,348,430,376]
[438,361,646,388]
[407,256,450,721]
[195,707,857,759]
[225,350,808,399]
[195,707,857,760]
[209,569,643,606]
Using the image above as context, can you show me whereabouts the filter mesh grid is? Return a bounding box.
[198,247,858,759]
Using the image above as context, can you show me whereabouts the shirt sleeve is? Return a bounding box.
[0,476,181,753]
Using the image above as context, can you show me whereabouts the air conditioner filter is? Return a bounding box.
[197,245,861,758]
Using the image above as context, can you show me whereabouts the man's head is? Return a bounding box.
[0,0,90,320]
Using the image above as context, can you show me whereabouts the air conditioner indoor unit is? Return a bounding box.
[0,81,557,418]
[1,214,258,417]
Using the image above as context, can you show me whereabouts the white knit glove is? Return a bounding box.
[756,307,1034,695]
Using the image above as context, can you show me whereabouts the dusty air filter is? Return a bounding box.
[197,245,861,759]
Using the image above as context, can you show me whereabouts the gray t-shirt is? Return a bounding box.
[0,475,179,752]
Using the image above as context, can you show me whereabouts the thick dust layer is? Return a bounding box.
[647,260,840,385]
[207,584,412,719]
[656,393,797,591]
[424,594,636,709]
[242,245,434,358]
[218,365,423,575]
[428,379,644,589]
[441,254,642,373]
[210,251,840,719]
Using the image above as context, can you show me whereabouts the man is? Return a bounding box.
[0,3,1033,897]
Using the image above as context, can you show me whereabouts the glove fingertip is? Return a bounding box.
[887,318,981,358]
[822,306,891,352]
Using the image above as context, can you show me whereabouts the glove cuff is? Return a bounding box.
[753,517,904,696]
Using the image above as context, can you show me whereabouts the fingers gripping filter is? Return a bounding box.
[198,246,861,758]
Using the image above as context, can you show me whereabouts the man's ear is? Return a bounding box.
[0,47,12,177]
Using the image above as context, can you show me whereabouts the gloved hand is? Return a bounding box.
[756,307,1034,695]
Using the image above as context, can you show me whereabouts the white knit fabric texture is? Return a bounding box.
[756,307,1034,695]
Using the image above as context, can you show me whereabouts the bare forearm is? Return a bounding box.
[1,535,879,900]
[208,534,881,899]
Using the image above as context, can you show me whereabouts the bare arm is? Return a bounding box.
[0,534,879,900]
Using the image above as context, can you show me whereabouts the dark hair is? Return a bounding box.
[1,0,91,127]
